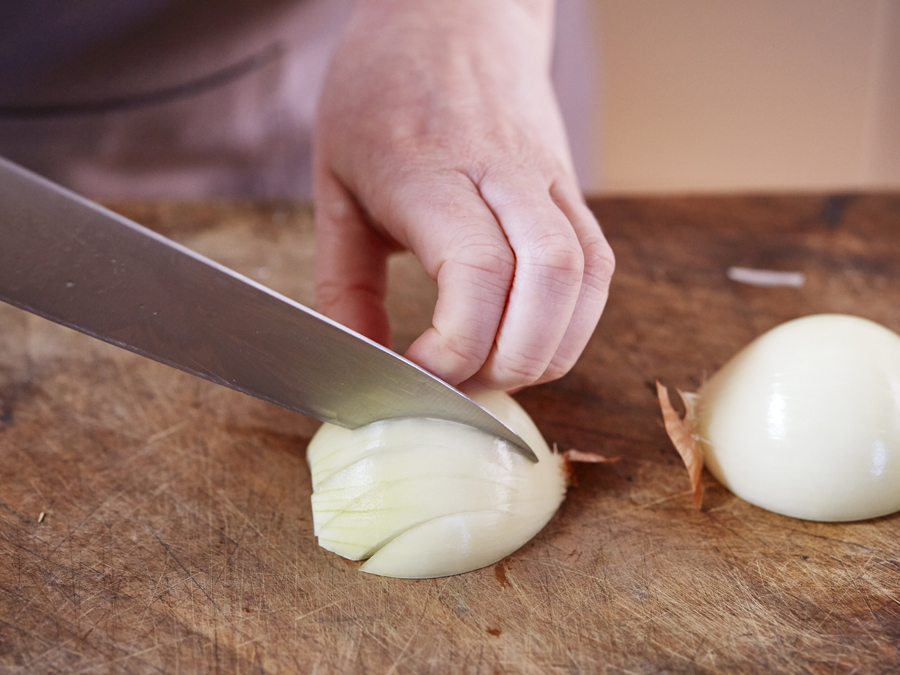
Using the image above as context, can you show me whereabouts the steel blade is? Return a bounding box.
[0,157,536,460]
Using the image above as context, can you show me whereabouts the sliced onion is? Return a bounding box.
[306,389,568,578]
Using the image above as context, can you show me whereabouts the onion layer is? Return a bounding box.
[306,389,567,578]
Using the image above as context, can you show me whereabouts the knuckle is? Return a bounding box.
[522,230,585,289]
[315,281,345,311]
[581,232,616,297]
[528,230,583,269]
[536,355,576,385]
[490,350,548,388]
[580,222,615,270]
[316,280,380,307]
[452,235,516,285]
[443,332,492,375]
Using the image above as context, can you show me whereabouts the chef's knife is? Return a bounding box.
[0,157,536,461]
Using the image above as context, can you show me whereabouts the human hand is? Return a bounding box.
[313,0,614,392]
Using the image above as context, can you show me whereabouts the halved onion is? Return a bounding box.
[660,314,900,521]
[306,389,568,578]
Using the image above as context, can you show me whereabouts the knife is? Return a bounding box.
[0,157,536,461]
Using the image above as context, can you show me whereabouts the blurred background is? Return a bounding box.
[587,0,900,195]
[1,0,897,199]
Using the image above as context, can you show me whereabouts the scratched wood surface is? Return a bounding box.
[2,194,900,674]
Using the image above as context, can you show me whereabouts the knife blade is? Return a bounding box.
[0,157,536,461]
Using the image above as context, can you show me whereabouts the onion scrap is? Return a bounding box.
[656,382,703,508]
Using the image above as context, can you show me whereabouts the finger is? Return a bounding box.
[313,169,395,348]
[468,175,586,391]
[532,180,615,385]
[397,175,515,385]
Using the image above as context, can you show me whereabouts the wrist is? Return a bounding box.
[349,0,557,61]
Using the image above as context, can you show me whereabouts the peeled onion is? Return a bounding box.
[660,314,900,522]
[306,389,568,578]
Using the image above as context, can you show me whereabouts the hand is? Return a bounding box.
[313,0,614,392]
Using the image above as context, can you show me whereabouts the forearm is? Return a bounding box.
[346,0,558,71]
[317,0,573,203]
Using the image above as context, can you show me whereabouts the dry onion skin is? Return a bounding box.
[306,389,569,578]
[659,314,900,522]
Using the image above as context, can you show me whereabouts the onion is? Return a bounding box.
[306,389,568,578]
[659,314,900,521]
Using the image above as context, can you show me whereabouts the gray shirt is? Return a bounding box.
[0,0,594,198]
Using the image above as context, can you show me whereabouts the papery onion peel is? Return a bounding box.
[656,382,703,508]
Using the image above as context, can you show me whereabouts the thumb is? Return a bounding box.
[313,169,396,348]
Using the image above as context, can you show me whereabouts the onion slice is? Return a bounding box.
[306,390,570,578]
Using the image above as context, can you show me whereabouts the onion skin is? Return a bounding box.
[685,314,900,522]
[656,382,703,508]
[306,390,567,578]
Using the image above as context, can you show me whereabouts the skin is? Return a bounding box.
[313,0,615,392]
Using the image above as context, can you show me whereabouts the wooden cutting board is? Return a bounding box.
[2,194,899,673]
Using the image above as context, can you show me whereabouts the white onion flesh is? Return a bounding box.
[306,389,567,578]
[678,314,900,522]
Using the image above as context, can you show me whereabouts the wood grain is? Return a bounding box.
[2,194,899,673]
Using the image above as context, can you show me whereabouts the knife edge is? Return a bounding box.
[0,156,537,461]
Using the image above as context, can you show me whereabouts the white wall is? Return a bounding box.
[590,0,900,194]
